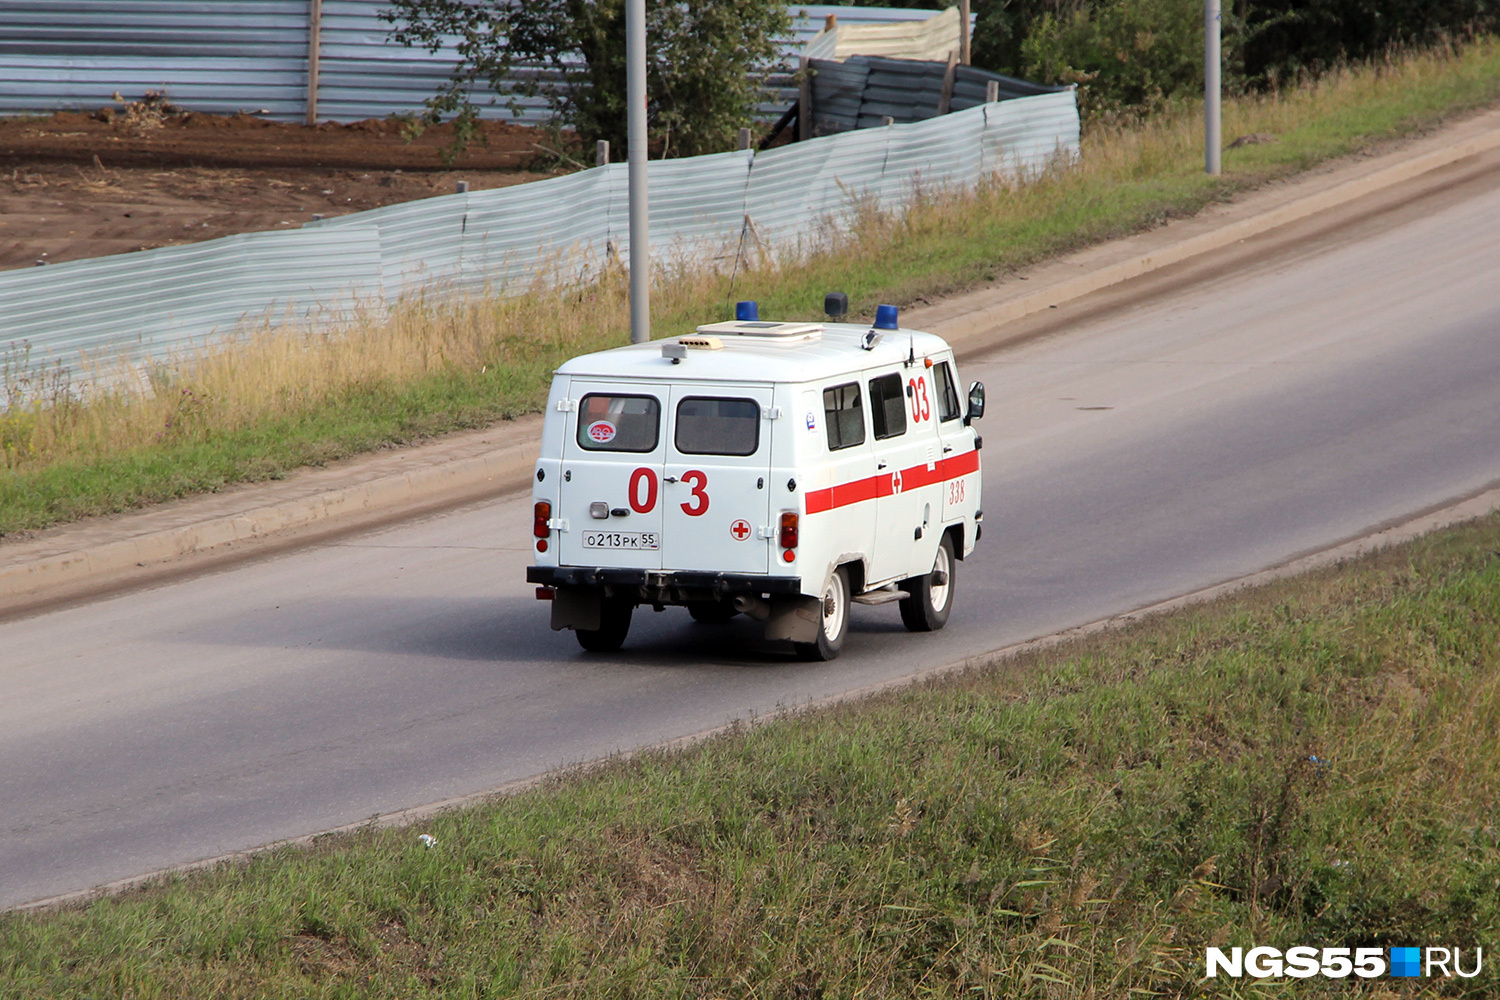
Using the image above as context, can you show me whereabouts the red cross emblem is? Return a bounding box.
[730,519,752,541]
[891,470,903,495]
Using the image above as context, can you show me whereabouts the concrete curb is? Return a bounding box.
[5,121,1500,609]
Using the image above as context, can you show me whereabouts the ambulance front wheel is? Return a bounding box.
[576,597,633,652]
[900,533,955,632]
[794,567,850,662]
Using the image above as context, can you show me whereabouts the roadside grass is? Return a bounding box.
[4,515,1498,996]
[5,39,1500,535]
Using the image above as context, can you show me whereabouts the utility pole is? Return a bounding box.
[305,0,322,126]
[627,0,650,343]
[959,0,970,65]
[1205,0,1221,175]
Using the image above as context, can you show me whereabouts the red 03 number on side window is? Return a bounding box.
[908,376,931,423]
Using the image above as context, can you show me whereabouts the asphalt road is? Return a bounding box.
[5,162,1500,910]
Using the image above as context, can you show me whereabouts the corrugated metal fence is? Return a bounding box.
[809,55,1067,135]
[0,92,1079,382]
[0,1,938,124]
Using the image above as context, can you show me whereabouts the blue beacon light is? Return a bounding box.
[735,301,760,321]
[874,304,899,330]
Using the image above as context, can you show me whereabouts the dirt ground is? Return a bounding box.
[0,98,568,272]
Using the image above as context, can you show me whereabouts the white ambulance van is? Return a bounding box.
[527,297,986,660]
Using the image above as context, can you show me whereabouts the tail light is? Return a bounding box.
[779,511,798,562]
[534,500,551,552]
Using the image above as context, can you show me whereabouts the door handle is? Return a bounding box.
[664,475,679,484]
[942,445,953,453]
[877,462,888,470]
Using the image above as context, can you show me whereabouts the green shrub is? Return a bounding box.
[1020,0,1228,120]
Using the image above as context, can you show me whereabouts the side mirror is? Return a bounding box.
[966,381,986,422]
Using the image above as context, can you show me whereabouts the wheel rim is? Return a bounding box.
[822,573,847,642]
[929,544,952,613]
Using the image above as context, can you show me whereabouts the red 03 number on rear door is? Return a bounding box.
[679,470,710,516]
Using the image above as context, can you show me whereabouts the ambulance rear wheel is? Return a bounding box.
[900,533,955,632]
[576,598,633,652]
[794,567,850,661]
[687,600,738,624]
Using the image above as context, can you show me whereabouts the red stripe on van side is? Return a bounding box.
[941,448,980,479]
[804,448,979,515]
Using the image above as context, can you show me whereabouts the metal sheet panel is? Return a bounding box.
[827,7,963,62]
[0,0,310,119]
[0,226,382,374]
[874,105,984,214]
[333,192,471,299]
[857,57,949,126]
[634,149,754,266]
[981,90,1080,179]
[744,125,891,251]
[809,59,868,136]
[459,168,618,294]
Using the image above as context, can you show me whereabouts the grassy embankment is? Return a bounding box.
[4,40,1500,536]
[3,514,1498,996]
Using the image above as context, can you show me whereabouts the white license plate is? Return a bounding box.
[583,530,659,550]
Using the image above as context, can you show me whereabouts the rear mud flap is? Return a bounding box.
[764,595,822,644]
[551,587,601,631]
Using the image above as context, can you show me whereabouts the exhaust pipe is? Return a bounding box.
[732,594,772,621]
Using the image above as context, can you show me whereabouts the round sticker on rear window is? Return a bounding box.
[586,420,617,444]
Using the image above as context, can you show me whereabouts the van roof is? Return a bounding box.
[554,322,953,384]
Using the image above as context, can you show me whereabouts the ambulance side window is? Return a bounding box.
[934,361,962,422]
[675,397,760,456]
[823,383,865,451]
[868,373,907,440]
[577,393,660,452]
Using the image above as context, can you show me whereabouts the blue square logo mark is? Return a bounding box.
[1391,947,1422,977]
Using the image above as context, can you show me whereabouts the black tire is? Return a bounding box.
[899,533,955,633]
[576,598,633,652]
[793,566,851,661]
[687,600,739,624]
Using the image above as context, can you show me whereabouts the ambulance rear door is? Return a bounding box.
[659,384,776,575]
[556,382,667,570]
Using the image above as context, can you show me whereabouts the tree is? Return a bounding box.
[384,0,792,159]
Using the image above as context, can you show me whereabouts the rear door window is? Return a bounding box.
[674,397,760,456]
[869,372,907,440]
[577,393,661,452]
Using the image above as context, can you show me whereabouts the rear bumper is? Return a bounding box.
[527,565,804,602]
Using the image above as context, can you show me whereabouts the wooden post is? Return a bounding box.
[737,127,751,151]
[305,0,322,125]
[596,139,610,165]
[985,79,1000,103]
[938,49,959,115]
[798,56,812,141]
[959,0,971,65]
